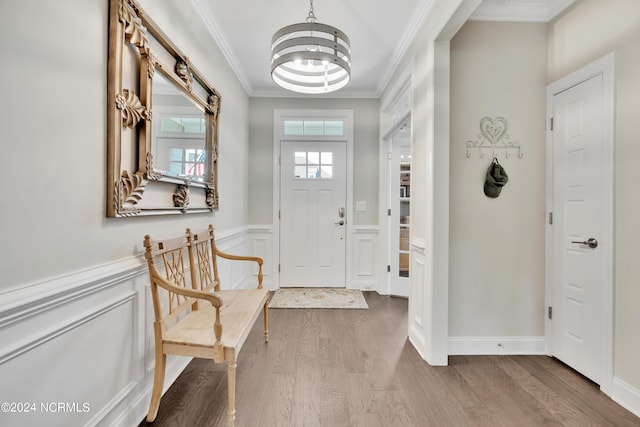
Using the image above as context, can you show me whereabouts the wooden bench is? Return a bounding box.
[143,224,269,426]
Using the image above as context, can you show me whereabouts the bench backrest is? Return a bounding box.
[143,225,221,330]
[188,225,221,293]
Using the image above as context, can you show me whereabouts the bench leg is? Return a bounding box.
[226,350,237,427]
[263,302,269,343]
[147,352,166,422]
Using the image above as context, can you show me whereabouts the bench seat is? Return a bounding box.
[163,288,269,356]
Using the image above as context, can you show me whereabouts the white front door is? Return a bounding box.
[280,141,347,287]
[550,73,607,384]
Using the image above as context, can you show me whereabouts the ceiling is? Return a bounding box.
[192,0,576,98]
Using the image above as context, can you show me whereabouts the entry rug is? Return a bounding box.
[268,288,368,309]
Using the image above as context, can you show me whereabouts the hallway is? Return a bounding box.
[143,293,638,426]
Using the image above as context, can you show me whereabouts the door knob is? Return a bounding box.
[571,237,598,249]
[335,220,345,226]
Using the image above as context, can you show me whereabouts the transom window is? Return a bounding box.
[284,120,344,136]
[294,151,333,179]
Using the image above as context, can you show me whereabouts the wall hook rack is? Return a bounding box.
[466,116,523,159]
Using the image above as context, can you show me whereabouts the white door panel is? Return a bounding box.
[280,141,346,287]
[551,74,604,384]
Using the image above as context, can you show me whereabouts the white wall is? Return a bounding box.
[0,0,254,425]
[547,0,640,410]
[449,21,547,349]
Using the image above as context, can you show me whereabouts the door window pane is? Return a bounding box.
[307,166,320,178]
[293,150,334,179]
[321,152,333,164]
[308,152,320,165]
[321,165,333,178]
[295,152,306,164]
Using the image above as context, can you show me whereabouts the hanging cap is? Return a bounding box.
[484,158,508,198]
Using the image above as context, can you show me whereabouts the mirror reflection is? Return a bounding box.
[152,71,207,182]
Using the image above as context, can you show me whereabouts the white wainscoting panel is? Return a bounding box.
[408,238,427,358]
[351,226,378,290]
[246,225,377,291]
[0,226,259,427]
[248,225,273,290]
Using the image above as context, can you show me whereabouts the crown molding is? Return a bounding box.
[376,0,436,97]
[469,0,576,23]
[191,0,253,95]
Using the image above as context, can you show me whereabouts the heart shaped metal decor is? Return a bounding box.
[465,116,523,159]
[480,117,507,144]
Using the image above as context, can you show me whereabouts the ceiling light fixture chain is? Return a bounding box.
[307,0,317,23]
[270,0,351,94]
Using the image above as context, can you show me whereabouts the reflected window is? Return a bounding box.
[160,116,205,133]
[168,147,206,179]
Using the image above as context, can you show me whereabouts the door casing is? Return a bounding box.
[545,52,615,394]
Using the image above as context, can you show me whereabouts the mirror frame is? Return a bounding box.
[107,0,220,217]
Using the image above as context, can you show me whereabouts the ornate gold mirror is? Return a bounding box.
[107,0,220,217]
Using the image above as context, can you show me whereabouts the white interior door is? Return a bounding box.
[388,124,411,297]
[280,141,347,287]
[550,73,606,384]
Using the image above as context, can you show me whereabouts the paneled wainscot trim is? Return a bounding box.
[0,226,265,427]
[351,226,379,290]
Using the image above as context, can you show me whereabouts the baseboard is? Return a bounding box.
[107,356,192,427]
[448,336,546,355]
[612,377,640,418]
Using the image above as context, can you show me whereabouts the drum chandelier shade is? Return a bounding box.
[271,0,351,94]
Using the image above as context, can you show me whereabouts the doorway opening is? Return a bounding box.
[272,110,354,289]
[545,52,615,393]
[384,115,411,297]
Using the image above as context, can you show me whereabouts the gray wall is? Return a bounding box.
[449,21,548,337]
[248,97,380,226]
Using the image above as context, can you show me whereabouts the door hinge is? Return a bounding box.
[279,210,281,220]
[550,117,554,131]
[278,264,280,273]
[548,212,553,225]
[387,208,391,216]
[548,306,553,320]
[387,265,391,273]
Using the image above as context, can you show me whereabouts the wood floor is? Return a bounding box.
[142,293,639,427]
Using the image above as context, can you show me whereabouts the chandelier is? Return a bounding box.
[270,0,351,94]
